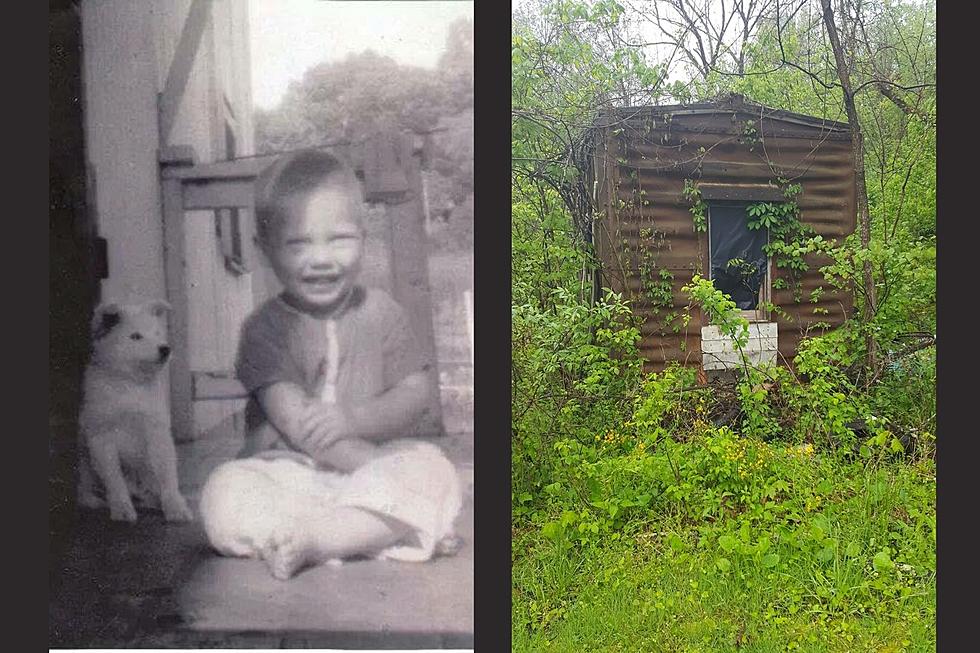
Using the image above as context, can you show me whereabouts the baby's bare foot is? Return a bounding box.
[260,532,323,580]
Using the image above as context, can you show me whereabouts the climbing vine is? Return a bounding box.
[738,118,760,150]
[683,178,707,232]
[747,182,835,304]
[635,226,682,335]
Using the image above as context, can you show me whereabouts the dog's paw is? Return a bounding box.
[77,492,105,510]
[163,495,194,522]
[109,500,138,522]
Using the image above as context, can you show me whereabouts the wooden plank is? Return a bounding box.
[161,155,274,180]
[158,0,214,144]
[186,211,234,435]
[161,148,358,182]
[161,176,193,442]
[385,132,444,437]
[192,371,248,401]
[183,179,253,209]
[159,144,197,167]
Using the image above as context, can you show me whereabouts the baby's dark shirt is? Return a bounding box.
[236,285,428,437]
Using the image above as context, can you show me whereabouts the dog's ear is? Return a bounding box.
[147,300,172,318]
[91,303,122,340]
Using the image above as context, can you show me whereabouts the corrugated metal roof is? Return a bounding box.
[600,93,851,133]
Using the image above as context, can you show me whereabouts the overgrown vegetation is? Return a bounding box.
[513,0,934,650]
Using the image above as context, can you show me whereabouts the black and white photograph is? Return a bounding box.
[49,0,474,648]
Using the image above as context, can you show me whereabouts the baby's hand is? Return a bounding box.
[297,401,357,458]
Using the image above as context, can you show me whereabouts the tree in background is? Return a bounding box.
[438,17,475,114]
[256,51,449,147]
[255,18,474,251]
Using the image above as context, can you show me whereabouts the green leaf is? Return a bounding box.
[810,523,825,542]
[739,522,751,543]
[541,521,562,540]
[817,545,835,563]
[872,549,895,572]
[716,557,732,572]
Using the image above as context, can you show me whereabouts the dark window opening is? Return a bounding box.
[229,210,242,261]
[708,202,768,311]
[216,207,248,275]
[224,121,237,160]
[217,117,247,273]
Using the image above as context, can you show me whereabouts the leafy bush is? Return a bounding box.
[512,287,644,499]
[513,277,934,650]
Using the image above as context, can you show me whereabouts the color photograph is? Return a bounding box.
[512,0,935,650]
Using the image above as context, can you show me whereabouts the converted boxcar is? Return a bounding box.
[590,94,856,371]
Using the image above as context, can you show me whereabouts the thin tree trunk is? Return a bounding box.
[820,0,878,379]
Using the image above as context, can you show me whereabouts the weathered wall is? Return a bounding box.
[81,0,255,438]
[81,2,167,304]
[593,99,856,369]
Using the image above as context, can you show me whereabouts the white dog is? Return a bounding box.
[76,300,193,522]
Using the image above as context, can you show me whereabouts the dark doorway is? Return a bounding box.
[50,0,99,578]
